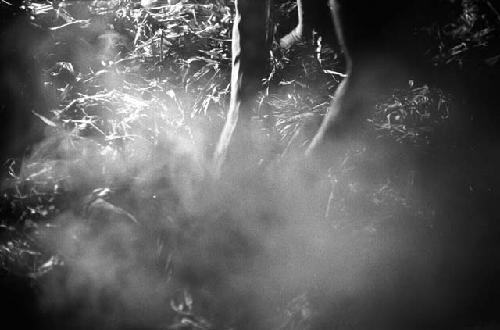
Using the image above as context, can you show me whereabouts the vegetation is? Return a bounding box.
[1,0,499,329]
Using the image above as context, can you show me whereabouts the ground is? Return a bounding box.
[1,1,500,329]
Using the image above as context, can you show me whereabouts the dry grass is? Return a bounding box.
[1,0,499,329]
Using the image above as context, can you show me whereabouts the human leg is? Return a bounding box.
[213,0,271,177]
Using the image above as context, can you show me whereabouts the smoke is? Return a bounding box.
[14,3,498,329]
[26,117,479,330]
[17,42,495,330]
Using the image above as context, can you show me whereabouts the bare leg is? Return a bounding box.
[280,0,335,49]
[213,0,271,177]
[279,0,311,49]
[306,65,370,161]
[307,0,407,160]
[306,0,356,159]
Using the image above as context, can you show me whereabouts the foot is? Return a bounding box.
[280,25,312,49]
